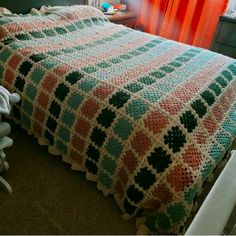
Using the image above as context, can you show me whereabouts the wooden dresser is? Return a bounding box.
[210,16,236,59]
[106,11,137,29]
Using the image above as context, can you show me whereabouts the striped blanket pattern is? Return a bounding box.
[0,6,236,234]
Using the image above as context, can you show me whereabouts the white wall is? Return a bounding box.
[227,0,236,10]
[100,0,121,4]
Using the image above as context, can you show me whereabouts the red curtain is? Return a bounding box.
[129,0,229,49]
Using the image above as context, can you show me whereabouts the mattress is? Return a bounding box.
[0,5,236,234]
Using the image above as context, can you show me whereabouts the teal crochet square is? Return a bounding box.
[56,140,68,154]
[79,78,98,92]
[31,68,45,84]
[22,99,33,116]
[61,110,75,128]
[141,90,161,103]
[113,118,133,140]
[105,138,123,158]
[67,93,83,109]
[22,114,31,130]
[0,48,11,62]
[26,84,37,100]
[101,156,117,175]
[215,131,231,149]
[126,99,149,120]
[125,83,144,93]
[9,42,23,50]
[58,127,70,142]
[98,169,112,189]
[208,143,223,162]
[41,59,59,69]
[167,203,186,224]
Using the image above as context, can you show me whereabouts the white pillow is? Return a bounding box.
[29,8,42,15]
[39,5,67,14]
[0,7,12,14]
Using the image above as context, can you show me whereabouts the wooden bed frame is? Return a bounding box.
[0,0,87,14]
[0,0,235,234]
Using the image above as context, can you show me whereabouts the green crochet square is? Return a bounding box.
[98,170,112,188]
[58,127,70,142]
[0,48,11,62]
[62,48,74,54]
[101,156,117,175]
[83,19,93,27]
[228,63,236,75]
[66,24,77,32]
[9,42,23,50]
[145,43,156,48]
[22,114,31,130]
[67,93,84,109]
[109,58,122,64]
[75,20,85,29]
[176,56,189,62]
[184,184,198,204]
[41,59,59,69]
[221,70,233,81]
[129,50,142,56]
[56,140,68,154]
[91,17,101,25]
[167,203,186,224]
[119,54,133,60]
[126,99,149,120]
[82,66,97,74]
[30,68,45,84]
[105,138,123,158]
[125,83,144,93]
[149,70,165,79]
[54,27,67,35]
[79,78,98,92]
[74,45,86,51]
[22,99,33,115]
[169,61,182,67]
[30,31,45,39]
[141,90,162,102]
[151,39,162,44]
[137,46,149,52]
[113,118,133,140]
[61,110,75,128]
[43,29,57,37]
[97,62,111,68]
[160,66,175,73]
[47,50,62,57]
[208,143,223,162]
[16,33,31,41]
[138,76,156,85]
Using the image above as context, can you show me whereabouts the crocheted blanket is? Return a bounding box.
[0,6,236,234]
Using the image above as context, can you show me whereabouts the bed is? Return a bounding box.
[0,1,236,234]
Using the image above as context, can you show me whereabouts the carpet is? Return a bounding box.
[0,122,235,234]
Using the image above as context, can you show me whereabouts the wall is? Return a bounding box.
[100,0,121,4]
[227,0,236,10]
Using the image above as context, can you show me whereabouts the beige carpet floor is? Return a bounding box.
[0,122,235,234]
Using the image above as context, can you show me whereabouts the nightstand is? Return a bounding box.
[210,15,236,59]
[106,11,137,29]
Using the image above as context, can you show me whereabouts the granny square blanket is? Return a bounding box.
[0,6,236,234]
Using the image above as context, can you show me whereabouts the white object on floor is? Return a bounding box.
[0,136,13,194]
[0,85,20,116]
[185,150,236,235]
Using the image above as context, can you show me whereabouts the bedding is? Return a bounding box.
[0,7,12,14]
[0,5,236,234]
